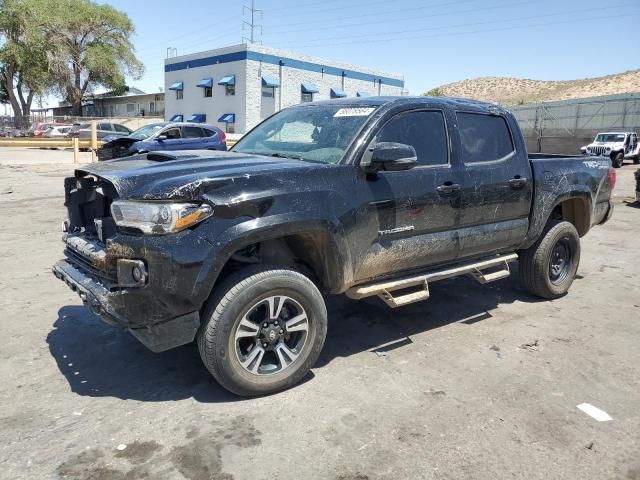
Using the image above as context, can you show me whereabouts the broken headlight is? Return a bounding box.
[110,201,213,234]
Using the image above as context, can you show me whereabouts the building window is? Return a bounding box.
[204,87,212,98]
[262,86,274,98]
[226,123,235,134]
[225,85,235,96]
[301,92,313,103]
[149,102,155,112]
[176,90,183,100]
[126,103,134,113]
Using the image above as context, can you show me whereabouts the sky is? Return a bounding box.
[76,0,640,104]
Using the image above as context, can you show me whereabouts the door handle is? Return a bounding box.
[436,182,461,195]
[509,177,527,189]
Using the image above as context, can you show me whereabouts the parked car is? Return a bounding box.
[29,122,55,137]
[53,97,615,396]
[582,131,640,168]
[43,125,73,137]
[97,122,226,161]
[67,122,133,140]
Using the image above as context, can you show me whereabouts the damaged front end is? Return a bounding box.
[52,172,215,352]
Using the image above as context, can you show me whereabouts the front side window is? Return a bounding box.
[163,127,181,139]
[376,110,448,167]
[114,124,130,133]
[457,112,514,163]
[97,123,113,131]
[176,90,183,100]
[225,85,235,96]
[301,93,313,103]
[233,104,379,164]
[204,87,212,98]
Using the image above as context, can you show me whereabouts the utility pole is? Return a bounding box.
[242,0,262,44]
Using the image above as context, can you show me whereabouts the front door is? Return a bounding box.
[158,126,183,150]
[455,111,532,258]
[353,109,463,282]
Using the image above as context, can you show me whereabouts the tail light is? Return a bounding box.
[608,167,616,195]
[220,130,226,143]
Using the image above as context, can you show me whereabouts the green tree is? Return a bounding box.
[0,0,53,126]
[424,88,445,97]
[46,0,143,115]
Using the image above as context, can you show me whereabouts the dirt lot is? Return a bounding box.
[1,150,639,480]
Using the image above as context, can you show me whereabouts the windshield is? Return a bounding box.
[232,105,379,164]
[129,123,166,140]
[595,134,625,143]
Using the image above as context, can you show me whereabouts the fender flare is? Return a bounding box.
[193,213,354,303]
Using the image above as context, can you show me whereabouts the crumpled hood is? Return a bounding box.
[76,150,316,200]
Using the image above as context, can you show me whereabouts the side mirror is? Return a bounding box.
[156,135,167,141]
[365,142,417,172]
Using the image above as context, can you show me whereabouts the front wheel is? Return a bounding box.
[518,220,581,299]
[197,266,327,396]
[612,152,624,168]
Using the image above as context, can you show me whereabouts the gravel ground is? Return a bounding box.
[0,152,639,480]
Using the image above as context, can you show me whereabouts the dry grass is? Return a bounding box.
[428,70,640,105]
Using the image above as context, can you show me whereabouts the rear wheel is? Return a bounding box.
[612,152,624,168]
[197,266,327,396]
[518,220,581,299]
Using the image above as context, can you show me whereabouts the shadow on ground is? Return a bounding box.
[48,274,543,402]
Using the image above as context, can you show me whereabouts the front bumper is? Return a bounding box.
[53,259,200,352]
[53,229,218,351]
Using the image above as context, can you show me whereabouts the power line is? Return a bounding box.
[282,12,631,50]
[265,0,474,28]
[262,0,534,36]
[270,2,636,47]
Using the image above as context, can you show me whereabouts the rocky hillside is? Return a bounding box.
[426,70,640,105]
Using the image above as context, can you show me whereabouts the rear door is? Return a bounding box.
[181,126,205,149]
[353,108,463,281]
[454,111,532,258]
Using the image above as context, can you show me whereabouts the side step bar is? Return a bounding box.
[346,253,519,308]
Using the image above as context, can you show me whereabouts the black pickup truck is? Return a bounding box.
[53,97,615,396]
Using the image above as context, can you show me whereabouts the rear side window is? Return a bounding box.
[201,128,217,137]
[98,123,113,131]
[183,126,204,138]
[376,110,448,166]
[457,112,514,163]
[114,124,130,133]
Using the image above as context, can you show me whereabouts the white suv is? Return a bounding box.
[583,132,640,168]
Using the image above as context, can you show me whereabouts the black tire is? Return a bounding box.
[518,220,581,299]
[197,265,327,396]
[612,152,624,168]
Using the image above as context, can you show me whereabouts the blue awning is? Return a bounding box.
[301,83,319,94]
[187,114,206,123]
[330,88,347,98]
[356,91,371,97]
[218,113,235,123]
[218,75,235,86]
[169,114,183,122]
[261,76,280,88]
[168,82,184,91]
[196,78,213,88]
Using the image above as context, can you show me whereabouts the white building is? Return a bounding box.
[164,43,405,134]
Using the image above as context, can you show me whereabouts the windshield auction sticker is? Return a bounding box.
[334,107,376,117]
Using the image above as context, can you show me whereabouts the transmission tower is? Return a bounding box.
[242,0,263,44]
